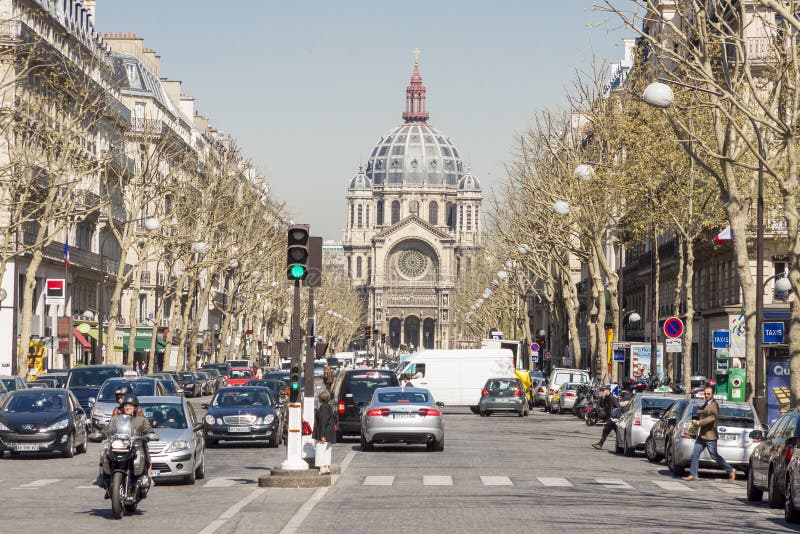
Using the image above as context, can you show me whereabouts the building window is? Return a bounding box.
[459,205,464,232]
[466,206,472,231]
[377,201,384,225]
[446,202,455,229]
[429,201,438,225]
[366,205,370,228]
[391,201,400,224]
[409,200,419,216]
[367,257,371,280]
[138,294,147,324]
[357,204,363,228]
[348,257,352,277]
[356,256,363,278]
[350,204,354,228]
[75,220,93,250]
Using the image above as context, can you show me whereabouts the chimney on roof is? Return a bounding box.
[142,48,160,76]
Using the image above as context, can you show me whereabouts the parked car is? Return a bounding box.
[0,388,89,458]
[783,433,800,522]
[748,410,800,508]
[201,387,282,447]
[331,369,399,440]
[65,365,128,413]
[645,398,692,463]
[1,375,28,391]
[36,373,67,388]
[478,377,528,417]
[227,368,255,387]
[139,395,205,484]
[89,377,168,435]
[665,400,761,476]
[360,387,444,451]
[615,393,686,457]
[554,382,582,414]
[545,369,589,412]
[178,372,202,398]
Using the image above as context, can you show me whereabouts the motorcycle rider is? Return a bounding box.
[99,394,154,495]
[592,385,620,450]
[111,384,144,417]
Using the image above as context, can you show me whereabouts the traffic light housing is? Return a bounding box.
[289,363,301,402]
[381,333,386,344]
[363,326,371,340]
[286,224,310,281]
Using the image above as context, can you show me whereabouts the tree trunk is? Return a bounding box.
[586,259,598,375]
[561,268,582,369]
[162,271,188,370]
[590,252,607,380]
[125,262,143,367]
[175,283,194,372]
[670,235,685,383]
[17,249,43,377]
[727,206,757,401]
[683,239,696,392]
[105,259,129,366]
[187,267,216,370]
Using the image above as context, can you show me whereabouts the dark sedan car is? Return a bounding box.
[66,365,128,413]
[179,372,202,398]
[0,389,89,458]
[244,379,288,440]
[748,410,800,508]
[201,387,282,447]
[331,369,399,439]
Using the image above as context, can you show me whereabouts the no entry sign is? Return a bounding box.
[663,317,684,339]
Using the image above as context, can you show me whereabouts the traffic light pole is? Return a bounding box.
[302,286,316,459]
[282,279,307,470]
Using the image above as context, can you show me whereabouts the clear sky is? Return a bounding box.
[97,1,629,240]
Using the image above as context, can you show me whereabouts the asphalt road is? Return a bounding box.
[0,397,793,533]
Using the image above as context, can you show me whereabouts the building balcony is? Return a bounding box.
[131,118,163,136]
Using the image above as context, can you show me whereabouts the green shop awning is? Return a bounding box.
[121,328,166,353]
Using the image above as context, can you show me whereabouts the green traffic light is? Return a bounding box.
[289,264,307,280]
[291,382,299,390]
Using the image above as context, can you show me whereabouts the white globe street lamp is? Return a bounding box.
[143,217,161,232]
[517,245,529,254]
[553,200,570,215]
[482,289,492,299]
[497,270,508,281]
[628,312,641,323]
[193,241,209,253]
[643,82,675,109]
[574,164,595,181]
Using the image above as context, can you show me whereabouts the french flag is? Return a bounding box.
[713,226,732,245]
[63,234,71,269]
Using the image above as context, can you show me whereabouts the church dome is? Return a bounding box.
[348,165,372,191]
[458,170,481,192]
[363,59,465,188]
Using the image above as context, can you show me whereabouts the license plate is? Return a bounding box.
[152,470,161,478]
[720,433,738,441]
[14,443,40,451]
[392,413,414,419]
[228,426,251,433]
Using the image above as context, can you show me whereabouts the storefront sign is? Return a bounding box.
[57,316,72,355]
[766,361,791,428]
[763,322,785,344]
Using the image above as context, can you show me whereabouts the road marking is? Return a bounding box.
[652,480,694,491]
[197,488,266,534]
[14,479,60,489]
[278,449,357,534]
[481,476,513,486]
[204,478,238,488]
[363,476,395,486]
[537,477,573,487]
[596,479,632,489]
[423,475,453,486]
[75,485,97,489]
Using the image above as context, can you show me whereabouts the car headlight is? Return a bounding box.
[262,414,274,425]
[205,414,215,425]
[91,406,104,417]
[216,418,224,425]
[0,420,9,431]
[111,438,131,449]
[42,418,70,432]
[166,440,189,453]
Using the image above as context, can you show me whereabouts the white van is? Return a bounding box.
[397,349,515,407]
[334,352,355,368]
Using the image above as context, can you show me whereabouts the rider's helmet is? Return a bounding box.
[115,384,133,400]
[120,393,139,407]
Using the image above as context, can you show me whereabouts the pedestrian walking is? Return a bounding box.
[323,364,335,392]
[312,390,337,475]
[682,385,736,481]
[592,385,620,450]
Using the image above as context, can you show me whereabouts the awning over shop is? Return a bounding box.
[72,328,92,352]
[121,328,166,353]
[77,323,123,350]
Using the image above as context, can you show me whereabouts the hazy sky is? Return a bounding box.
[98,1,629,240]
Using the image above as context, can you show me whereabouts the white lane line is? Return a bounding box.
[481,476,513,486]
[537,477,573,487]
[363,476,395,486]
[75,485,97,489]
[204,478,237,488]
[197,488,266,534]
[14,479,61,489]
[278,449,357,534]
[653,480,694,492]
[423,475,453,486]
[596,479,633,490]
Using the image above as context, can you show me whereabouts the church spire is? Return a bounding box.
[402,48,429,123]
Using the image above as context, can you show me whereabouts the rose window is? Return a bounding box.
[398,249,429,279]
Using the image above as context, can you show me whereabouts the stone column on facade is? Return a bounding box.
[419,314,424,350]
[400,314,405,346]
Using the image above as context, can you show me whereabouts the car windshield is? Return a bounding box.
[141,402,187,429]
[690,404,756,428]
[530,371,544,378]
[554,373,587,386]
[3,392,66,413]
[67,368,122,388]
[486,379,520,393]
[230,370,253,379]
[343,373,397,402]
[96,380,156,401]
[212,389,272,407]
[377,391,429,404]
[1,378,15,390]
[641,397,679,414]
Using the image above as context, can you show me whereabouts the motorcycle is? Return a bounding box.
[98,415,159,519]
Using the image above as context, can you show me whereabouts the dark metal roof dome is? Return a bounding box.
[348,165,372,191]
[458,170,481,192]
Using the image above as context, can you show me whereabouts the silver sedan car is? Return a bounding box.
[360,387,444,451]
[139,396,206,484]
[478,378,528,417]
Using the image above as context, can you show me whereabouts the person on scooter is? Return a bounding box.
[111,384,144,417]
[592,385,620,450]
[104,394,154,487]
